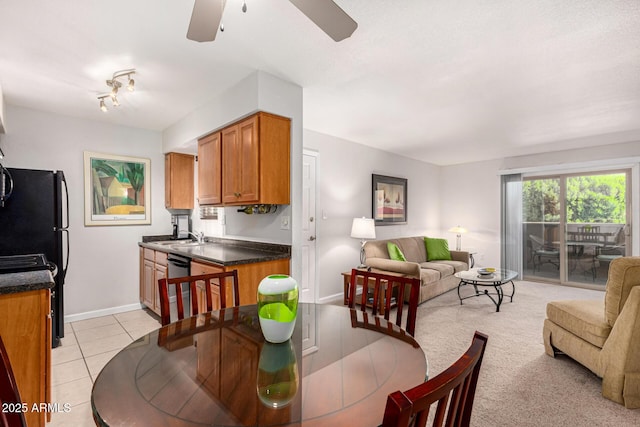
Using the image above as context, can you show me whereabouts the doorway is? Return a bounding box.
[300,151,318,302]
[523,169,630,287]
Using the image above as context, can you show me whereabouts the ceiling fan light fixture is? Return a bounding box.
[186,0,357,43]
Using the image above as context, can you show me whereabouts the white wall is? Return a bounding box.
[2,105,168,318]
[439,159,503,269]
[304,130,441,301]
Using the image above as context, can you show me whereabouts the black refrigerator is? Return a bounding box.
[0,168,69,348]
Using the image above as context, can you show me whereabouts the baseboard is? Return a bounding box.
[318,293,343,305]
[64,303,145,323]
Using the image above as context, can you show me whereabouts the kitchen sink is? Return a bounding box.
[154,240,203,247]
[171,242,205,248]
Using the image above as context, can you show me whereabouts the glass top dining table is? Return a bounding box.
[91,303,427,427]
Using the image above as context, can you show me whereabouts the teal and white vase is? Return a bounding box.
[257,275,299,343]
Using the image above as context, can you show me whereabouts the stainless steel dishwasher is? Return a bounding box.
[166,253,192,318]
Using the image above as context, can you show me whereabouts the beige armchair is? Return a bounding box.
[543,256,640,408]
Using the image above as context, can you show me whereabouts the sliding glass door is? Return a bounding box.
[523,170,630,287]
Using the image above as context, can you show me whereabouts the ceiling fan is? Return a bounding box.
[187,0,358,42]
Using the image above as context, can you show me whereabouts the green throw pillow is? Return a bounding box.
[387,242,407,261]
[425,237,452,261]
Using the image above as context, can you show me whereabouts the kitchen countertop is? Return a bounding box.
[139,236,291,266]
[0,270,55,295]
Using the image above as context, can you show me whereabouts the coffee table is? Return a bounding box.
[455,268,517,312]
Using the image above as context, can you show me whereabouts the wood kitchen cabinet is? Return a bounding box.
[140,248,167,316]
[191,260,224,313]
[198,112,291,206]
[0,288,51,427]
[197,132,222,205]
[165,152,194,209]
[191,258,290,308]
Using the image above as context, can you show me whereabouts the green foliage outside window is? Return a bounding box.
[523,174,625,224]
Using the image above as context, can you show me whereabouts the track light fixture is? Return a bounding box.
[97,69,136,112]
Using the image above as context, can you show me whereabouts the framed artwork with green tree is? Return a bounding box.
[84,151,151,225]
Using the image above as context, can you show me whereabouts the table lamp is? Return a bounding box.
[448,225,467,251]
[351,217,376,267]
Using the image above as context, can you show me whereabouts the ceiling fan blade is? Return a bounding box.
[187,0,225,42]
[289,0,358,42]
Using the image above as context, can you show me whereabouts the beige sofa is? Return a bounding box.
[363,236,469,304]
[543,256,640,408]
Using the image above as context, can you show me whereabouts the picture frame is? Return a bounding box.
[372,174,407,225]
[84,151,151,226]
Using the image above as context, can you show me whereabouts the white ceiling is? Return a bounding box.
[1,0,639,165]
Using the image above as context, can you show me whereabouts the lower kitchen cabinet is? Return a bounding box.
[140,248,167,316]
[0,288,51,427]
[191,258,290,309]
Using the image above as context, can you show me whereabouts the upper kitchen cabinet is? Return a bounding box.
[198,132,222,205]
[198,112,291,207]
[165,152,195,209]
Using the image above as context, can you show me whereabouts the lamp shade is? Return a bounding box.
[351,217,376,239]
[448,226,467,235]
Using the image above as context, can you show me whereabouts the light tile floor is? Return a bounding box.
[48,309,160,427]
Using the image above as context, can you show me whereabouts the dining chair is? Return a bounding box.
[347,268,421,336]
[0,336,27,427]
[381,331,489,427]
[158,270,240,326]
[595,228,626,278]
[529,234,560,273]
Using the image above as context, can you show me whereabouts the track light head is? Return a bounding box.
[98,94,109,112]
[127,76,135,92]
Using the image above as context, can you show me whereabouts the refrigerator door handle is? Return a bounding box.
[56,171,70,281]
[61,228,69,281]
[61,171,70,230]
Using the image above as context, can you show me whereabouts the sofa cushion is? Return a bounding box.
[419,268,441,284]
[419,261,467,280]
[546,300,611,348]
[396,237,428,263]
[604,257,640,327]
[387,242,407,261]
[424,237,452,261]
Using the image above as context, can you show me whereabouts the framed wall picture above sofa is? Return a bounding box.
[372,174,407,225]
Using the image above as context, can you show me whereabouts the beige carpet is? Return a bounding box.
[412,280,640,426]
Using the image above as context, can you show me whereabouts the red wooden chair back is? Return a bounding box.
[158,270,240,326]
[0,336,27,427]
[347,268,421,336]
[382,331,489,427]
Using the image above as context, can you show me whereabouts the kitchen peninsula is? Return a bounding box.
[139,237,291,314]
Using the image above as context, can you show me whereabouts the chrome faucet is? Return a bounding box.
[180,230,205,243]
